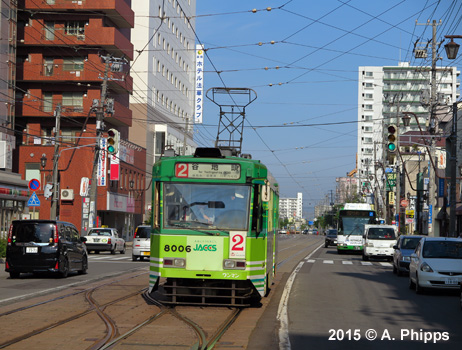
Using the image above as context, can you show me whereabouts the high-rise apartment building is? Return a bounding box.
[357,62,460,214]
[130,0,197,216]
[279,192,303,219]
[14,0,146,238]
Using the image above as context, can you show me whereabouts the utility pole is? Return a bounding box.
[50,104,61,220]
[86,57,110,233]
[416,19,441,236]
[449,102,457,236]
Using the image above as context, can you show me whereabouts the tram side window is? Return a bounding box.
[252,185,262,233]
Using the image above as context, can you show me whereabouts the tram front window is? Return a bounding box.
[163,184,250,230]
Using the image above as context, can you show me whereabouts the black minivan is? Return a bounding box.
[5,220,88,278]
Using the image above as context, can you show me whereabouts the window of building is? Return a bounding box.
[43,92,53,112]
[62,92,83,109]
[365,71,373,77]
[43,57,54,76]
[65,21,85,38]
[41,127,54,145]
[44,21,55,40]
[63,57,84,71]
[25,163,41,183]
[364,104,373,110]
[364,83,373,88]
[61,128,76,144]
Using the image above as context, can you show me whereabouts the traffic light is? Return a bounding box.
[386,125,397,153]
[107,129,119,155]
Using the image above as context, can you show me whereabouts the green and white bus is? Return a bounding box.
[148,147,279,306]
[337,203,377,253]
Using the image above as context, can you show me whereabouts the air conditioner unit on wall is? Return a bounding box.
[61,189,74,201]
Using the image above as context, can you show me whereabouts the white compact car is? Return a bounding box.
[84,228,126,254]
[409,237,462,294]
[132,225,151,261]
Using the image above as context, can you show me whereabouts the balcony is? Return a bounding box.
[24,0,134,28]
[22,21,134,60]
[18,55,133,94]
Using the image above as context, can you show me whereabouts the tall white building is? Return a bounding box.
[279,192,303,219]
[357,62,460,213]
[129,0,197,217]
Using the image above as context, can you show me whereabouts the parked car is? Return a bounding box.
[84,228,126,254]
[132,225,151,261]
[325,229,338,247]
[362,225,397,261]
[409,237,462,294]
[312,229,318,235]
[392,235,423,276]
[5,220,88,278]
[279,230,287,234]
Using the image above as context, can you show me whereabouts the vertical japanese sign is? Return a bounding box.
[195,44,204,124]
[110,152,120,181]
[97,138,107,186]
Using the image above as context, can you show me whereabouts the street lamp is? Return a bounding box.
[40,153,47,169]
[444,36,461,60]
[401,115,411,127]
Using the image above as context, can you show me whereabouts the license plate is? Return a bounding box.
[354,246,361,250]
[26,247,38,253]
[444,278,458,285]
[94,238,99,242]
[142,251,150,256]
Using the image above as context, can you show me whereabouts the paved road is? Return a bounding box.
[0,248,148,305]
[249,239,462,350]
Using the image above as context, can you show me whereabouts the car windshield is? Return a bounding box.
[136,227,151,238]
[400,237,421,250]
[367,227,396,240]
[327,230,337,236]
[11,222,55,243]
[422,241,462,259]
[88,229,112,236]
[163,183,250,230]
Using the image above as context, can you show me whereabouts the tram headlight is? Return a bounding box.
[163,257,186,268]
[223,259,246,270]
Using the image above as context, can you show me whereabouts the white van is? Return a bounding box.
[362,225,397,261]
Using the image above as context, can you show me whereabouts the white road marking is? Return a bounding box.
[361,261,373,265]
[342,261,353,265]
[278,243,324,350]
[323,260,334,264]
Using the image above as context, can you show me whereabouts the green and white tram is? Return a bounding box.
[148,148,279,306]
[337,203,377,253]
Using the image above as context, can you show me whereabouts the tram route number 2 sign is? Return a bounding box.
[175,163,241,180]
[229,231,246,258]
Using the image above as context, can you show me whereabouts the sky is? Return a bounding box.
[193,0,462,219]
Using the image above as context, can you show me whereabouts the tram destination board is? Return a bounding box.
[175,162,241,179]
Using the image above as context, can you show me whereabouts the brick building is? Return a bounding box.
[14,0,145,239]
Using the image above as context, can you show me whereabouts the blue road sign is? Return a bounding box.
[28,192,41,207]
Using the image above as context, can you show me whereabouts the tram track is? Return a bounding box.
[0,274,149,350]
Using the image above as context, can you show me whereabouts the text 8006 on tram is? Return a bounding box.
[148,147,279,306]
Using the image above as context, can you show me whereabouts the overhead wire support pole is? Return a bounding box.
[415,19,442,236]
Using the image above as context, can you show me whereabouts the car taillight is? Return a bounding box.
[53,224,59,244]
[7,224,13,244]
[134,228,138,239]
[108,238,112,244]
